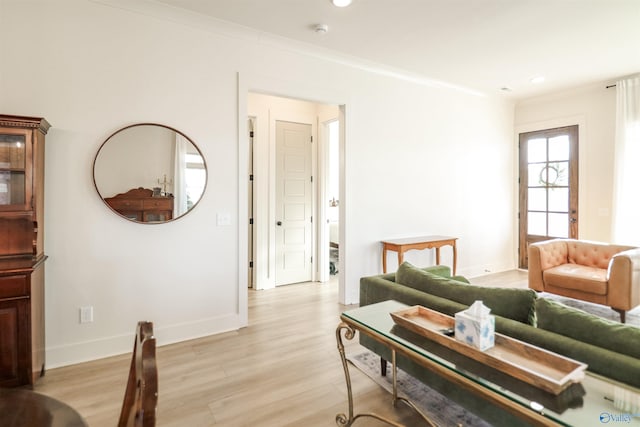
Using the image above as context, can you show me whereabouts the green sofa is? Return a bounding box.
[359,262,640,426]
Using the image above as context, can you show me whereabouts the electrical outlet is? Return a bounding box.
[80,306,94,324]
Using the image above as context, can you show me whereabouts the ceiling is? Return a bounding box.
[155,0,640,100]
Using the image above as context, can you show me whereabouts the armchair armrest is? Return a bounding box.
[528,244,545,291]
[528,239,569,291]
[608,248,640,311]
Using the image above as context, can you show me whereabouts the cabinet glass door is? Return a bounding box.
[0,134,27,206]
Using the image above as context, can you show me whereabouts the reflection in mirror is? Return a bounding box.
[93,123,206,223]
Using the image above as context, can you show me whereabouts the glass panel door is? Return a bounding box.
[519,126,578,268]
[0,134,27,206]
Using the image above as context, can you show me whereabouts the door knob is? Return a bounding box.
[277,221,282,226]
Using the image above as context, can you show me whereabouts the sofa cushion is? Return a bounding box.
[395,262,537,325]
[543,264,607,295]
[536,298,640,359]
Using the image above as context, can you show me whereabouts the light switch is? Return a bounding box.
[80,306,94,324]
[217,212,231,226]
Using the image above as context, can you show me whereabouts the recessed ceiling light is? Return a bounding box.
[530,76,545,84]
[332,0,352,7]
[500,87,513,92]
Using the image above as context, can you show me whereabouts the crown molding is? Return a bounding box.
[89,0,485,97]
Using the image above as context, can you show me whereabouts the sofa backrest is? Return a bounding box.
[534,239,636,270]
[536,240,569,270]
[395,262,537,325]
[536,298,640,358]
[567,240,635,269]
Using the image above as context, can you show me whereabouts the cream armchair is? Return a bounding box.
[528,239,640,323]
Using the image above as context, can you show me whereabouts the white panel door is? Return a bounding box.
[275,121,312,285]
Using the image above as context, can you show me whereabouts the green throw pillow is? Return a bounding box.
[536,298,640,359]
[452,275,470,284]
[395,262,537,325]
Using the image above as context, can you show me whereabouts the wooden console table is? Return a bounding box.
[381,235,457,274]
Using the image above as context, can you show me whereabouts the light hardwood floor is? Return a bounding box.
[29,270,528,427]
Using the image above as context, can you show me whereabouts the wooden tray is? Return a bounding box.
[390,306,587,395]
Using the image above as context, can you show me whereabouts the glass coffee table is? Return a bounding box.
[336,300,640,426]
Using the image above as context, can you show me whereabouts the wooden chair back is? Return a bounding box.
[118,321,158,427]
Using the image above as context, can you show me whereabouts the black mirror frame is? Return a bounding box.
[92,123,207,224]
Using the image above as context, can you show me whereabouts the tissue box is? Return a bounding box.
[454,310,495,351]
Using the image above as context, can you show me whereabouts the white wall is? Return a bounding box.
[514,83,617,242]
[1,0,516,367]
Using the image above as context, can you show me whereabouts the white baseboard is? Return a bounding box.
[45,313,241,369]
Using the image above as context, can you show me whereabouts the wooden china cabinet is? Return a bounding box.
[0,114,50,387]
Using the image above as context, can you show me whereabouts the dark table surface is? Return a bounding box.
[0,388,88,427]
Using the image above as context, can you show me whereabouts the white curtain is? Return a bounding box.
[174,134,188,217]
[612,75,640,244]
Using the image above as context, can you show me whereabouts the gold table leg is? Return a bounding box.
[390,350,437,427]
[335,323,437,427]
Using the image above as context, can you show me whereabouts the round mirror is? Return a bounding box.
[93,123,207,223]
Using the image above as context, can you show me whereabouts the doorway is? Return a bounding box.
[247,92,339,289]
[518,125,579,268]
[327,120,340,279]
